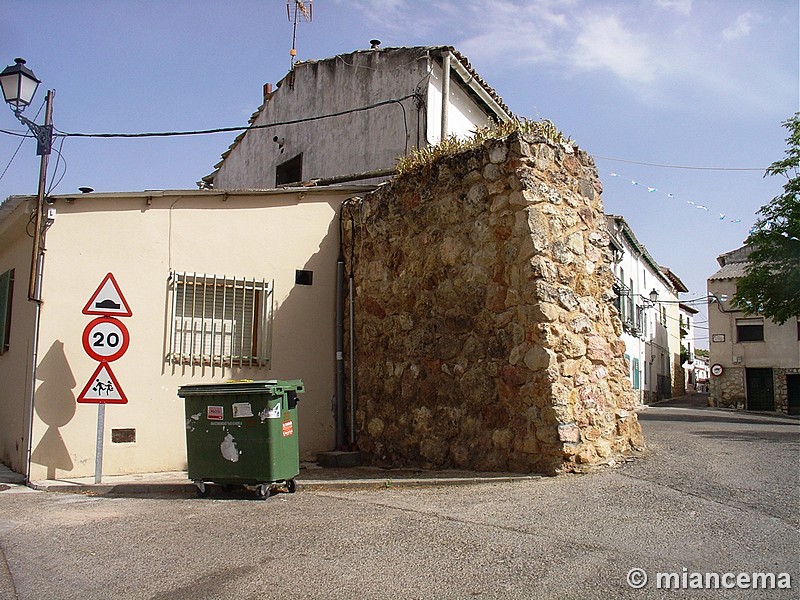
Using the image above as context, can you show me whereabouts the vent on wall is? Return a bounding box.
[111,428,136,443]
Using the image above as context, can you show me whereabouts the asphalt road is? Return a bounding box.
[1,402,797,599]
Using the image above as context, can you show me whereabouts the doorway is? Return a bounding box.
[787,374,800,416]
[745,368,774,411]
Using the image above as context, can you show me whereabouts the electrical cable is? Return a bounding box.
[52,94,419,140]
[45,135,68,195]
[594,155,766,172]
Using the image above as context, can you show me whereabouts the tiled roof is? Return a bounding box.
[708,262,749,280]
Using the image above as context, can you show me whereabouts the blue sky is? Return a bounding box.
[1,0,798,346]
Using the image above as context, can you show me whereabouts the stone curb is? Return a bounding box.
[27,475,541,497]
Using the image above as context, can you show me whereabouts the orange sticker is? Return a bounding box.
[282,420,294,437]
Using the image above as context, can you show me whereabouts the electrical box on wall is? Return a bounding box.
[732,356,742,364]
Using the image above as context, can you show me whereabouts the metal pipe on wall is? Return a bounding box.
[440,50,450,141]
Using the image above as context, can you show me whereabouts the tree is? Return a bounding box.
[733,113,800,324]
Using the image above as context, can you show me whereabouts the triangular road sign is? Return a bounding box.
[82,273,133,317]
[77,362,128,404]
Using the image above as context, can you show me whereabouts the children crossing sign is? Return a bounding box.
[77,362,127,404]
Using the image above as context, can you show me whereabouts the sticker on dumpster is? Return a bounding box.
[207,406,224,420]
[282,420,294,437]
[220,433,240,462]
[263,402,281,420]
[232,402,254,418]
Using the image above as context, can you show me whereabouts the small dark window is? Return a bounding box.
[295,270,313,286]
[276,153,303,186]
[736,319,764,342]
[0,269,14,355]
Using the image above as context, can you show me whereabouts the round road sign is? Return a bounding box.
[82,317,130,362]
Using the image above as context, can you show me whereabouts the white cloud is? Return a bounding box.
[653,0,692,16]
[722,11,758,40]
[570,14,656,83]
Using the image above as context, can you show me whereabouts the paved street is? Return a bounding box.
[1,400,798,599]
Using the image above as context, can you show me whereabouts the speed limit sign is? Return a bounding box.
[82,317,130,362]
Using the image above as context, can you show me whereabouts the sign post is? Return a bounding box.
[80,273,132,484]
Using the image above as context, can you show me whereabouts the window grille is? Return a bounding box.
[168,271,273,367]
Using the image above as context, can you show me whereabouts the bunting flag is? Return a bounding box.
[604,170,799,242]
[606,171,748,226]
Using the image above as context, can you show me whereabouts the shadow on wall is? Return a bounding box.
[30,340,76,478]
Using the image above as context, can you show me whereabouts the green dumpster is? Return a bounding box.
[178,379,304,499]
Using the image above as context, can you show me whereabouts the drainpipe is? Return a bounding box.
[335,249,346,450]
[440,50,450,141]
[24,252,43,484]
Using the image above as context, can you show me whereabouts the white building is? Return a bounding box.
[203,45,513,190]
[606,215,687,404]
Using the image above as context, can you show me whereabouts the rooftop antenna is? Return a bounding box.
[287,0,313,69]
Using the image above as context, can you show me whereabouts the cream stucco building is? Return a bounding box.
[0,186,371,481]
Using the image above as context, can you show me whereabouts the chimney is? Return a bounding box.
[263,82,273,101]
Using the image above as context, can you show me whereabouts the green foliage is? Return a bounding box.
[694,348,709,359]
[395,118,568,175]
[733,113,800,324]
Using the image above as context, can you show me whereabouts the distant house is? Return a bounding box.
[202,45,513,190]
[679,302,701,392]
[707,245,800,414]
[606,215,687,403]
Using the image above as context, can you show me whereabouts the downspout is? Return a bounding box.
[335,235,346,450]
[440,50,450,141]
[335,196,361,450]
[25,251,43,484]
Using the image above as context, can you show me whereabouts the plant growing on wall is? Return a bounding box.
[733,113,800,324]
[395,118,568,175]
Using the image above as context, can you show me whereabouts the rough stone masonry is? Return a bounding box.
[348,131,645,475]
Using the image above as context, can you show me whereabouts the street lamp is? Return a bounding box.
[0,57,54,300]
[649,289,659,305]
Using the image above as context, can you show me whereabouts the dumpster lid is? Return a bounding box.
[177,379,304,397]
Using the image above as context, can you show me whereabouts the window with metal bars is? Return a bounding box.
[168,271,273,367]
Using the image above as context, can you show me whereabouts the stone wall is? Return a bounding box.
[710,369,746,410]
[347,131,644,475]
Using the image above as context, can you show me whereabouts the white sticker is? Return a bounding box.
[232,402,254,418]
[220,433,240,462]
[266,402,281,419]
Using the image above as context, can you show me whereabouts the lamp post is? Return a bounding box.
[648,288,659,305]
[1,58,54,484]
[0,57,54,301]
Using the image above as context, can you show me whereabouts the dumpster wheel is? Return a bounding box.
[194,481,211,498]
[286,478,297,494]
[256,484,272,500]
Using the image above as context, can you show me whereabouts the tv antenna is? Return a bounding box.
[287,0,313,68]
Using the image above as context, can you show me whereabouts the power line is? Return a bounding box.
[51,94,419,140]
[594,155,766,172]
